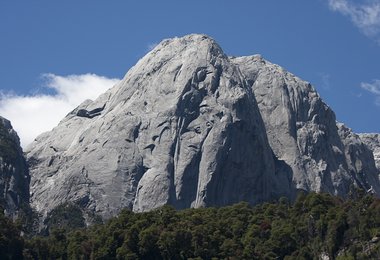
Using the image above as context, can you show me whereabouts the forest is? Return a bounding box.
[1,191,380,259]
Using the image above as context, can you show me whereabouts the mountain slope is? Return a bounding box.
[25,34,380,221]
[26,34,291,219]
[0,116,29,217]
[232,55,380,195]
[359,133,380,172]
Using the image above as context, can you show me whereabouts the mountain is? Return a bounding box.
[25,34,293,220]
[359,133,380,172]
[232,55,380,195]
[0,116,30,218]
[25,34,380,220]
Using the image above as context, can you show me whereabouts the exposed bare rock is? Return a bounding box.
[359,133,380,172]
[0,116,29,218]
[26,34,291,219]
[337,124,380,192]
[26,34,380,221]
[232,55,380,196]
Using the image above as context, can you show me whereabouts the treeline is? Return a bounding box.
[1,191,380,259]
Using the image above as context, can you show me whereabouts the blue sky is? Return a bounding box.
[1,0,380,146]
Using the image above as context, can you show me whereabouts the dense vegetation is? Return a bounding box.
[1,192,380,259]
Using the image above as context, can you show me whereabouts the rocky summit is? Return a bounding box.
[0,116,29,218]
[25,34,380,220]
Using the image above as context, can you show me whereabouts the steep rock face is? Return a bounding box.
[232,55,380,196]
[337,124,380,191]
[359,133,380,172]
[0,116,29,217]
[26,35,291,219]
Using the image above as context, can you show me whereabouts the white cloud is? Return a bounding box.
[361,79,380,105]
[328,0,380,41]
[0,73,120,148]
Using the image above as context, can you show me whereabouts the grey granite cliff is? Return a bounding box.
[232,55,380,195]
[0,116,29,218]
[359,133,380,172]
[25,34,380,221]
[26,35,292,219]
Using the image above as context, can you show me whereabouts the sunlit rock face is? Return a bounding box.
[232,55,380,196]
[0,116,29,218]
[26,34,380,221]
[26,34,291,220]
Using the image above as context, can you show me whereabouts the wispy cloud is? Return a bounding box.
[0,74,120,148]
[147,42,158,52]
[361,79,380,105]
[328,0,380,41]
[319,72,331,90]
